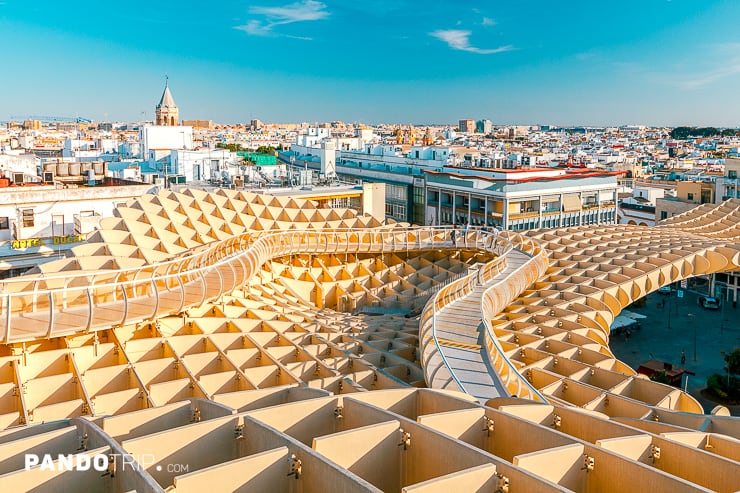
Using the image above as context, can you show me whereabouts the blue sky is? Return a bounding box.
[2,0,740,126]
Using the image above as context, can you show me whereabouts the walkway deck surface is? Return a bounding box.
[435,250,531,401]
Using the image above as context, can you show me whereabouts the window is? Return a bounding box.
[385,202,406,219]
[660,211,668,220]
[21,209,34,228]
[687,193,694,201]
[386,184,407,201]
[729,170,737,179]
[0,217,8,230]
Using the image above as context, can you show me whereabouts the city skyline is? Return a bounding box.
[2,0,740,126]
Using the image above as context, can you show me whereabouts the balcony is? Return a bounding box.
[509,211,541,220]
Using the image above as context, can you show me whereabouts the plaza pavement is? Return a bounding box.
[610,289,740,415]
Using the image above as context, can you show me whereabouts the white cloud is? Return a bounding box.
[482,17,495,26]
[235,0,329,38]
[430,30,512,55]
[674,62,740,89]
[649,43,740,90]
[238,20,272,36]
[249,0,329,23]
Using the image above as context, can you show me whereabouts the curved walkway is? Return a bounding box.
[434,249,531,401]
[0,227,509,343]
[3,196,740,417]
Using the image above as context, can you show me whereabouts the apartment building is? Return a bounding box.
[287,138,620,228]
[717,157,740,201]
[425,169,619,229]
[656,180,716,221]
[458,119,475,133]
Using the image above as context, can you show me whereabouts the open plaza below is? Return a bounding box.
[611,289,739,414]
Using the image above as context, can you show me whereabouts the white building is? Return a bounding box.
[0,153,40,181]
[139,125,194,184]
[291,127,374,159]
[629,185,665,205]
[0,183,154,276]
[295,127,331,148]
[140,125,194,161]
[170,149,238,183]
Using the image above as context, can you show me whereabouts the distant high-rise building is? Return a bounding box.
[155,80,179,126]
[458,119,475,133]
[476,119,492,134]
[251,119,263,130]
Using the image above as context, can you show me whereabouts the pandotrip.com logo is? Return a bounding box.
[25,453,189,474]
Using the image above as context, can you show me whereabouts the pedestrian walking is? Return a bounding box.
[450,224,457,246]
[681,350,686,365]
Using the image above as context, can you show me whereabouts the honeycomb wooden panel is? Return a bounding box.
[0,192,737,491]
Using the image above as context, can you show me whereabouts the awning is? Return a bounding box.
[599,190,614,201]
[562,194,581,212]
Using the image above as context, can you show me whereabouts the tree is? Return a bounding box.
[650,370,671,385]
[256,145,276,155]
[216,142,241,152]
[724,348,740,376]
[669,126,732,140]
[705,348,740,403]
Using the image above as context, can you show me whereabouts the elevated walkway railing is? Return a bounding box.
[0,226,505,344]
[479,232,549,401]
[418,229,549,400]
[418,229,513,392]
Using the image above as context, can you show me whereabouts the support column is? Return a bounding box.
[503,198,509,230]
[538,194,543,228]
[467,192,472,225]
[558,193,564,228]
[452,191,456,224]
[484,197,488,227]
[436,188,441,225]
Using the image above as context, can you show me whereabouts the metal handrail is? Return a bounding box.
[479,232,549,401]
[0,226,501,344]
[2,222,551,401]
[418,229,513,392]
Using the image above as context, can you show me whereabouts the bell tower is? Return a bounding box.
[155,78,179,126]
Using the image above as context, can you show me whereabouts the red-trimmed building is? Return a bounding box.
[423,167,621,229]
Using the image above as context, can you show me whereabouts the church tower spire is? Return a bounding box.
[155,77,179,126]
